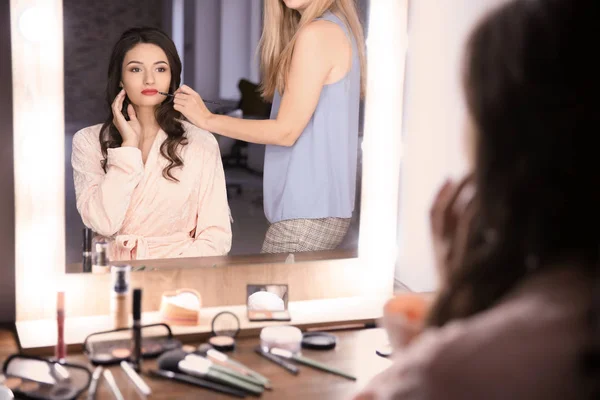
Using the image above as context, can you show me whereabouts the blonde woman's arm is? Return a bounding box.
[173,20,349,146]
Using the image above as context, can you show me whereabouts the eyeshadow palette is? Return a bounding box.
[83,323,182,365]
[2,375,81,400]
[2,355,92,400]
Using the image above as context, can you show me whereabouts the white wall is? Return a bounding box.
[192,0,221,99]
[171,0,185,81]
[219,0,262,100]
[249,0,262,84]
[169,1,261,101]
[395,0,509,292]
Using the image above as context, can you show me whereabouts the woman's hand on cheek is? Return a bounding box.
[173,85,213,130]
[112,89,141,147]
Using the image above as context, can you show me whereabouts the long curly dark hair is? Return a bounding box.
[425,0,599,397]
[100,27,187,181]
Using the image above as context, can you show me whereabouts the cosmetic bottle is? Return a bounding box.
[82,228,93,273]
[92,239,110,274]
[131,288,142,372]
[110,265,131,329]
[56,291,66,362]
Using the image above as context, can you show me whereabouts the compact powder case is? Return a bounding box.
[301,332,338,351]
[209,311,240,352]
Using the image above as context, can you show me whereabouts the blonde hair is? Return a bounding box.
[259,0,367,101]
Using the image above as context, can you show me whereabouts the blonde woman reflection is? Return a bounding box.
[72,27,232,261]
[173,0,367,254]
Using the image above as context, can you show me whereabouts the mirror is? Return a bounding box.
[246,284,290,322]
[63,0,371,273]
[11,0,404,328]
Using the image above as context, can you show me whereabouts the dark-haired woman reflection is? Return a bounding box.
[72,27,231,261]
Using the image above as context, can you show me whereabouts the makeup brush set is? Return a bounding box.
[147,325,355,398]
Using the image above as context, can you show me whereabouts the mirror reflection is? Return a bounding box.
[246,284,290,321]
[65,0,370,273]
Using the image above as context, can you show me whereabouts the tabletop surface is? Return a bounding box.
[0,325,392,399]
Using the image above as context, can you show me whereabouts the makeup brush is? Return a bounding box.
[269,347,357,381]
[149,369,246,398]
[158,91,222,105]
[195,344,271,389]
[254,346,299,375]
[157,350,264,396]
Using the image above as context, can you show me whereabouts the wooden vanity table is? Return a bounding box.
[0,324,392,399]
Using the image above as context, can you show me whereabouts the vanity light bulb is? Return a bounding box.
[19,7,49,43]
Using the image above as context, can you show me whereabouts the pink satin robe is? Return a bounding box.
[72,121,232,261]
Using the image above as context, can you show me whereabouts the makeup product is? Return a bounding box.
[86,366,103,400]
[194,356,264,395]
[92,239,110,274]
[269,348,356,381]
[209,311,240,352]
[260,326,302,354]
[102,370,124,400]
[301,332,337,351]
[157,350,264,396]
[82,228,93,273]
[158,91,222,105]
[149,369,246,398]
[15,380,38,393]
[159,289,201,326]
[120,361,151,396]
[2,377,21,392]
[246,284,291,322]
[110,265,131,329]
[194,345,266,389]
[253,346,299,375]
[131,288,142,372]
[305,322,377,332]
[182,345,197,353]
[56,291,66,362]
[53,364,70,381]
[83,323,181,365]
[2,355,93,400]
[197,344,271,389]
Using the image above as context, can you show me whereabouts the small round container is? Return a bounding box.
[301,332,337,351]
[260,326,303,354]
[209,311,240,352]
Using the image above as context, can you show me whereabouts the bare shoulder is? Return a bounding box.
[296,19,348,51]
[182,120,220,156]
